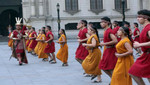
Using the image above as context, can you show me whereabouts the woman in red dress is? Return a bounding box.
[112,21,121,42]
[99,17,118,81]
[28,27,37,55]
[75,20,89,64]
[129,10,150,85]
[44,26,56,64]
[133,23,141,55]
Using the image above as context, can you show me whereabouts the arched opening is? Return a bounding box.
[0,0,22,36]
[0,9,19,36]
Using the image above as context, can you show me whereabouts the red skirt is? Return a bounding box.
[99,47,117,70]
[129,52,150,78]
[26,40,30,47]
[134,37,140,42]
[44,42,55,53]
[75,44,88,60]
[29,40,37,49]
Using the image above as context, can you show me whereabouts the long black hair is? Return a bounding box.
[61,29,67,40]
[42,29,46,35]
[134,22,138,28]
[91,25,100,43]
[81,20,88,27]
[121,26,133,43]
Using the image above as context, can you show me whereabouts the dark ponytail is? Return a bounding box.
[91,25,100,43]
[42,30,46,35]
[122,26,133,43]
[81,20,88,27]
[61,29,67,40]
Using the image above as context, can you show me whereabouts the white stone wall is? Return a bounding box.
[22,0,148,39]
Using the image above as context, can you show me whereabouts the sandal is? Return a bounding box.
[50,61,57,64]
[42,58,48,61]
[49,59,53,63]
[84,74,92,77]
[63,63,68,66]
[93,80,102,83]
[83,72,86,75]
[91,75,97,80]
[19,61,22,66]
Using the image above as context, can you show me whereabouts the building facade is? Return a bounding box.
[14,0,150,38]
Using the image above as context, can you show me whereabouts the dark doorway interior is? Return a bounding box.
[0,0,22,36]
[0,9,19,36]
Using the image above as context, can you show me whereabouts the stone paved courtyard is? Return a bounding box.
[0,40,149,85]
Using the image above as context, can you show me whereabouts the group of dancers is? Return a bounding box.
[8,22,68,66]
[8,9,150,85]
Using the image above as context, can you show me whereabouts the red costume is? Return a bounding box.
[20,25,27,35]
[99,28,117,70]
[26,32,31,47]
[44,31,55,53]
[129,24,150,78]
[113,26,121,41]
[75,28,89,60]
[29,31,37,49]
[133,28,140,42]
[13,30,28,63]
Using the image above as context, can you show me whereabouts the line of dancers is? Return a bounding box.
[8,9,150,85]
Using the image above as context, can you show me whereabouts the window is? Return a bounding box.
[115,0,128,12]
[65,0,79,15]
[65,23,78,30]
[91,22,102,29]
[90,0,103,14]
[65,22,102,30]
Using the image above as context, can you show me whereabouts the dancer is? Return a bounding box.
[82,25,102,83]
[111,27,134,85]
[38,30,48,61]
[11,17,28,65]
[75,20,89,64]
[129,9,150,85]
[56,29,68,66]
[99,17,118,82]
[34,29,42,55]
[28,27,37,55]
[44,26,56,64]
[133,23,141,55]
[8,30,13,48]
[112,21,121,41]
[26,29,32,52]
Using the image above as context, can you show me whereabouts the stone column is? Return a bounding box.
[22,0,30,23]
[139,0,143,10]
[43,0,49,16]
[39,0,44,16]
[31,0,36,16]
